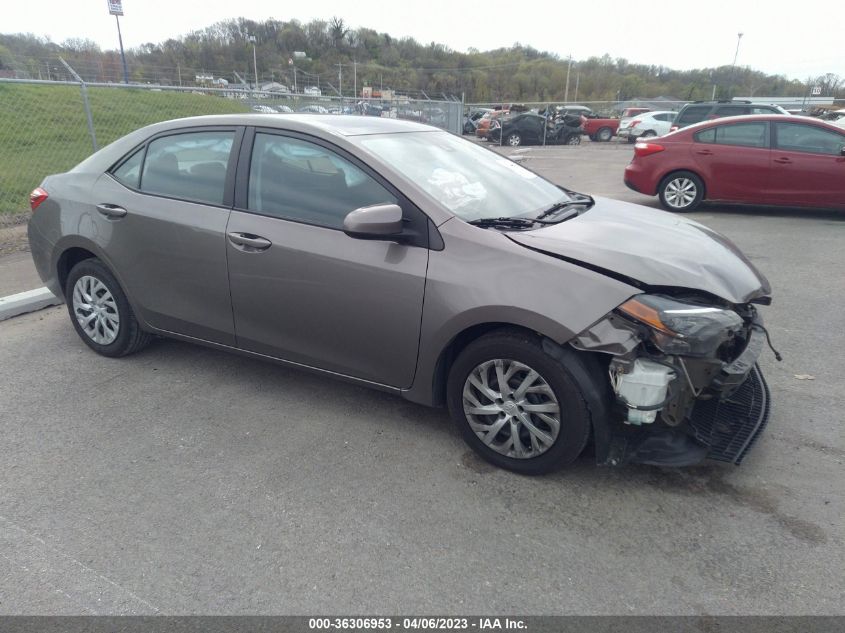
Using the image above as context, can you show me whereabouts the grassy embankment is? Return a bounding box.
[0,82,250,219]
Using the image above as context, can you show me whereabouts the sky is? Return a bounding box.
[2,0,841,81]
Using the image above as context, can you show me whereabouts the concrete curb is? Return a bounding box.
[0,287,63,322]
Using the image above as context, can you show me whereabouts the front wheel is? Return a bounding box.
[506,133,522,147]
[566,134,581,146]
[65,258,151,357]
[447,330,592,475]
[658,171,704,212]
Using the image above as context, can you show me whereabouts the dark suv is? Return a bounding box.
[671,100,788,130]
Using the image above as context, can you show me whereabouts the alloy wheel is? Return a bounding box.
[664,177,698,209]
[72,275,120,345]
[462,359,561,459]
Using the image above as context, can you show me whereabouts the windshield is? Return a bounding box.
[354,131,570,221]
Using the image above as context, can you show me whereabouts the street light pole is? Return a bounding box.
[248,35,258,89]
[731,32,744,70]
[564,54,572,102]
[728,32,744,96]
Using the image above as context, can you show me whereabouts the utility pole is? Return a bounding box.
[353,61,357,99]
[337,63,343,101]
[564,55,572,103]
[574,71,580,102]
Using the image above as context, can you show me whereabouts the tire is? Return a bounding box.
[65,258,151,357]
[596,127,613,142]
[627,136,637,144]
[640,130,657,138]
[446,329,593,475]
[658,170,704,212]
[566,134,581,146]
[506,133,522,147]
[588,134,596,141]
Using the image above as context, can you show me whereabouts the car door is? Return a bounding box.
[690,121,772,202]
[91,127,241,345]
[770,121,845,208]
[652,112,673,136]
[225,128,430,388]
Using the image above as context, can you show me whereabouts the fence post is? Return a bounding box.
[59,57,98,153]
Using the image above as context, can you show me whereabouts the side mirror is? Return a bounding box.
[343,203,404,240]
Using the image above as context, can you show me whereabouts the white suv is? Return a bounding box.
[617,111,677,142]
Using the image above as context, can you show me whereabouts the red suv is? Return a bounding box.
[624,115,845,212]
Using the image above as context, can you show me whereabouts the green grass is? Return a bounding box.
[0,83,250,217]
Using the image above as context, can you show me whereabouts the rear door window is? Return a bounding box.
[140,131,235,205]
[111,147,145,189]
[695,122,769,148]
[676,105,711,127]
[775,123,845,155]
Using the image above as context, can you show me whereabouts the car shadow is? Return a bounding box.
[700,203,845,221]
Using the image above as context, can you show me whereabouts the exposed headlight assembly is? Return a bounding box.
[617,294,744,357]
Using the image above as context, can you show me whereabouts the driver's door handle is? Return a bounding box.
[773,157,792,164]
[96,203,127,218]
[695,150,714,155]
[227,232,272,251]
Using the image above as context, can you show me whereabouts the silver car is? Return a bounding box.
[28,115,775,474]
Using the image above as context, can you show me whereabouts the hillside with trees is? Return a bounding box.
[1,18,841,103]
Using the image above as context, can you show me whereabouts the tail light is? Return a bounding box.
[634,142,665,158]
[669,125,679,132]
[30,187,48,211]
[630,120,641,128]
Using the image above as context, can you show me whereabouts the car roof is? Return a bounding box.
[672,113,844,135]
[150,113,439,137]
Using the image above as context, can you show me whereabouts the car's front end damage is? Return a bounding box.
[571,291,773,467]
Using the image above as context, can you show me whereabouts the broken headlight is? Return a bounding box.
[617,294,743,357]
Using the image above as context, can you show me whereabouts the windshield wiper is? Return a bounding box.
[467,217,537,229]
[535,194,595,221]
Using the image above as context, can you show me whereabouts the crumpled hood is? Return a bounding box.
[507,197,771,304]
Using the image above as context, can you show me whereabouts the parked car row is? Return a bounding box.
[464,99,834,145]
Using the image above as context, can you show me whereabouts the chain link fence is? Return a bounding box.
[0,76,463,254]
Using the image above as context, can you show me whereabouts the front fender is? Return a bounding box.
[402,218,640,406]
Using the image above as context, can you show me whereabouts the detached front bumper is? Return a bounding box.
[574,311,772,468]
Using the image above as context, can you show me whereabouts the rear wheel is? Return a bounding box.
[65,258,151,357]
[566,134,581,146]
[506,133,522,147]
[596,127,613,142]
[658,171,704,212]
[447,330,592,475]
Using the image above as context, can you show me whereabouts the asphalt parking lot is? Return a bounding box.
[0,142,843,615]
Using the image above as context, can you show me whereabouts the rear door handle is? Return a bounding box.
[96,203,127,218]
[773,157,792,164]
[695,150,714,155]
[227,232,272,251]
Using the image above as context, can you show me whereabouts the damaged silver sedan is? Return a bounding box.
[27,115,777,474]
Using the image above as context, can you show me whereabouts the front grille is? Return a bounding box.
[688,364,771,464]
